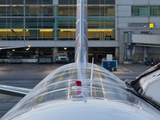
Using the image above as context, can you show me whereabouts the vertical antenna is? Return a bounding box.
[90,57,94,97]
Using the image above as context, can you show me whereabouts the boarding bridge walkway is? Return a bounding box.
[124,34,160,63]
[131,34,160,47]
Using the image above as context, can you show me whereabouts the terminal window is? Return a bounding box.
[57,6,76,16]
[12,0,23,4]
[132,6,148,17]
[59,0,115,4]
[59,0,76,4]
[88,6,115,16]
[88,0,115,4]
[150,6,160,16]
[26,0,52,4]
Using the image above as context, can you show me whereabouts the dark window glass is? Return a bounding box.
[88,18,101,28]
[12,18,23,28]
[25,6,38,16]
[69,6,76,16]
[0,6,6,16]
[12,0,23,4]
[69,0,76,4]
[58,6,68,16]
[26,0,37,4]
[131,6,148,16]
[43,0,52,4]
[26,18,37,28]
[7,0,11,4]
[43,18,55,28]
[0,1,6,4]
[57,18,67,28]
[25,30,38,40]
[150,6,160,16]
[88,0,99,4]
[7,18,11,28]
[59,0,68,4]
[105,0,115,4]
[68,19,76,28]
[0,18,6,28]
[88,18,115,28]
[38,0,43,4]
[88,6,100,16]
[7,30,12,40]
[38,18,42,28]
[57,6,76,16]
[43,6,54,16]
[104,19,115,28]
[38,6,43,16]
[105,6,115,16]
[6,6,11,16]
[57,18,76,28]
[88,6,115,16]
[12,6,24,16]
[100,0,105,4]
[100,6,105,16]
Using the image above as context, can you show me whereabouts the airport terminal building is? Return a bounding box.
[0,0,160,63]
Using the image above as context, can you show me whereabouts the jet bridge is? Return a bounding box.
[124,33,160,63]
[132,34,160,45]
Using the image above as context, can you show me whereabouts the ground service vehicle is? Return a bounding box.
[55,53,69,63]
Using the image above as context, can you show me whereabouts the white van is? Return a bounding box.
[55,53,69,63]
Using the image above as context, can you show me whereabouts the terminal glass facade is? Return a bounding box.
[0,0,115,41]
[132,6,148,16]
[150,6,160,16]
[132,6,160,17]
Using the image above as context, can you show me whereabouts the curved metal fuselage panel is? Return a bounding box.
[1,0,160,120]
[2,63,160,120]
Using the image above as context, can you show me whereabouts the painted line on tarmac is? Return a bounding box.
[123,68,134,73]
[113,72,130,74]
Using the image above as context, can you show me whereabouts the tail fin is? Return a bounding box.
[75,0,88,63]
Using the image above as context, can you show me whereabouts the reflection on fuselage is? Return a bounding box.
[2,63,160,120]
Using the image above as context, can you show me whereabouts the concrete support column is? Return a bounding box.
[35,48,39,59]
[23,0,25,42]
[127,49,131,60]
[143,47,148,62]
[54,3,57,41]
[131,46,135,60]
[53,47,58,61]
[115,47,119,61]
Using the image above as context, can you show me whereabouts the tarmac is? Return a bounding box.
[0,63,152,118]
